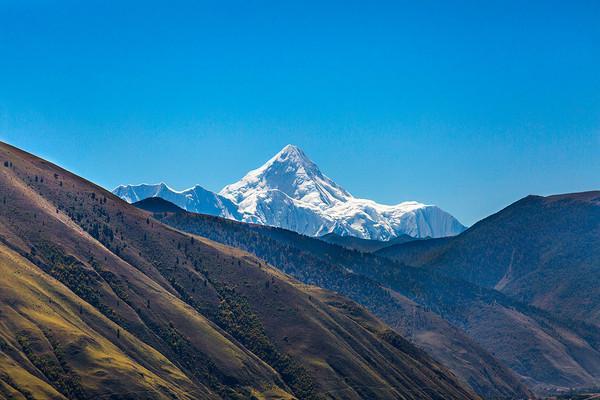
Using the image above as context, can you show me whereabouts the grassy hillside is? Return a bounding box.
[0,141,479,400]
[0,242,210,400]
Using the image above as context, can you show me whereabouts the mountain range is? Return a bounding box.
[114,145,466,240]
[2,139,598,399]
[135,197,532,399]
[138,193,600,397]
[377,191,600,328]
[0,141,478,399]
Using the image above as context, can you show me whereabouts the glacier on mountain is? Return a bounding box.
[113,145,466,240]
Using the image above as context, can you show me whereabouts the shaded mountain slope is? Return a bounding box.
[133,196,185,213]
[375,237,454,266]
[0,141,478,400]
[153,204,600,395]
[378,192,600,327]
[148,206,533,399]
[318,233,419,253]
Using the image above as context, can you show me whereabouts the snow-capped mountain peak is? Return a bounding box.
[113,145,466,240]
[220,144,351,208]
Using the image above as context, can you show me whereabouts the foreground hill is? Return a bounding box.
[115,144,466,240]
[378,192,600,327]
[0,141,478,399]
[150,198,600,396]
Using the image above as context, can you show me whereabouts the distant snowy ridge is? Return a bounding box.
[113,182,241,220]
[114,145,466,239]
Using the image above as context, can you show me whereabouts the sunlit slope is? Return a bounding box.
[0,243,209,400]
[0,149,290,398]
[0,140,478,400]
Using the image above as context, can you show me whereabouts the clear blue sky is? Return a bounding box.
[1,1,599,225]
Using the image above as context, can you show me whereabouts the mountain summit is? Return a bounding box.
[221,144,351,207]
[114,145,466,239]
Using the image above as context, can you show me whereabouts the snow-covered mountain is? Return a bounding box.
[219,145,465,239]
[112,182,241,220]
[113,145,466,239]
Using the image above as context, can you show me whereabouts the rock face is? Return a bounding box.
[115,145,466,240]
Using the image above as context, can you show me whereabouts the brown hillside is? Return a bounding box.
[0,141,478,400]
[379,192,600,327]
[152,207,533,399]
[154,202,600,395]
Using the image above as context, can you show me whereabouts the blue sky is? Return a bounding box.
[1,0,598,225]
